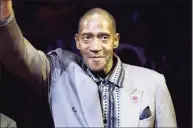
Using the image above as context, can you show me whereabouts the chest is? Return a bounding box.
[48,67,156,127]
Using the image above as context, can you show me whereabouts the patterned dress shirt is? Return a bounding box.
[82,54,125,127]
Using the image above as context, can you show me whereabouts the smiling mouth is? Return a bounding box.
[90,57,103,58]
[89,56,106,59]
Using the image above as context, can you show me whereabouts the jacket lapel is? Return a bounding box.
[120,82,143,127]
[74,65,103,127]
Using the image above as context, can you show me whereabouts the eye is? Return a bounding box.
[100,35,109,41]
[83,35,91,41]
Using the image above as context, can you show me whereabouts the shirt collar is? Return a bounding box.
[81,53,125,88]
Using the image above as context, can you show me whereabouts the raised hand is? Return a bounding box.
[0,0,12,21]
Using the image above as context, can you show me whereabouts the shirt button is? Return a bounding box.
[72,107,77,112]
[103,118,107,124]
[102,80,107,84]
[103,95,107,100]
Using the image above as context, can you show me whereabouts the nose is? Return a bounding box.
[90,38,102,53]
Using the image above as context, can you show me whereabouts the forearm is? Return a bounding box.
[0,0,50,93]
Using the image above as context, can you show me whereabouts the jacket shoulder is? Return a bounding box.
[46,48,82,71]
[123,63,163,79]
[123,63,165,90]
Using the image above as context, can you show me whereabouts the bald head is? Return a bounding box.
[78,8,116,34]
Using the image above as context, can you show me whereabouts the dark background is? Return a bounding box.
[0,0,192,127]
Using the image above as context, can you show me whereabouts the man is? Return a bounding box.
[0,113,17,127]
[0,0,177,127]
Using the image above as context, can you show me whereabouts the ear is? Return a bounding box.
[75,34,80,50]
[113,33,120,49]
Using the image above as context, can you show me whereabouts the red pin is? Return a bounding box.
[132,96,139,103]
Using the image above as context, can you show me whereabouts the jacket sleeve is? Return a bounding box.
[0,15,50,94]
[155,74,177,127]
[0,113,17,128]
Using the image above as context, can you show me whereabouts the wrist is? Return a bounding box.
[0,11,14,27]
[0,0,12,21]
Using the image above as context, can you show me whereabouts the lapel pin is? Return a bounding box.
[132,95,139,103]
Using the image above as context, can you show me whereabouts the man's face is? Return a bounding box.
[75,14,119,73]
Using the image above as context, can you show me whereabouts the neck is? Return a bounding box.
[104,57,113,75]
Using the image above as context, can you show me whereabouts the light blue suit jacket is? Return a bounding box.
[47,49,177,127]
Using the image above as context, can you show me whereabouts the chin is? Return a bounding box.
[88,66,104,72]
[84,59,105,70]
[89,67,103,72]
[87,64,105,72]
